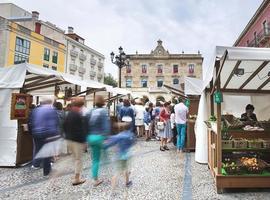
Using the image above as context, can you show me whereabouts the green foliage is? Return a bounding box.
[104,73,118,87]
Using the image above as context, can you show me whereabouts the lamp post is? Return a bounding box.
[110,46,129,88]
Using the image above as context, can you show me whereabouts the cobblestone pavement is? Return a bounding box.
[0,140,269,200]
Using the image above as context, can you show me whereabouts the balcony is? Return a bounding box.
[90,70,96,77]
[69,64,77,73]
[257,26,270,45]
[97,73,103,79]
[70,49,78,57]
[90,58,96,66]
[97,62,104,69]
[78,66,86,74]
[79,53,87,61]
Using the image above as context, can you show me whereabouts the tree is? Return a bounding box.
[104,73,118,87]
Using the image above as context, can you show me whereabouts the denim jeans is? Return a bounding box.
[176,123,187,150]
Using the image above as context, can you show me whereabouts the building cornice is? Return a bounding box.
[66,36,105,58]
[234,0,269,46]
[127,54,203,60]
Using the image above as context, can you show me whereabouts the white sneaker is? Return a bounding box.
[31,165,40,170]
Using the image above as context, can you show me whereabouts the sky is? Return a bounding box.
[0,0,263,79]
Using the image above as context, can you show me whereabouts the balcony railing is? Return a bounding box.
[70,49,78,57]
[90,58,96,66]
[79,53,87,61]
[78,66,86,74]
[97,62,103,69]
[90,71,96,77]
[247,24,270,47]
[69,64,77,72]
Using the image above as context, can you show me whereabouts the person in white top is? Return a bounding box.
[174,98,189,153]
[134,99,145,137]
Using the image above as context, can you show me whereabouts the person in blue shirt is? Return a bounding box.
[30,97,59,176]
[116,98,123,120]
[119,99,135,131]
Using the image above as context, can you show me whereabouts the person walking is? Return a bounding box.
[30,97,60,176]
[63,99,86,186]
[174,98,189,153]
[134,99,145,138]
[116,98,124,121]
[86,95,111,187]
[158,102,172,151]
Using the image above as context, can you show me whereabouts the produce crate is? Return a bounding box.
[234,139,248,148]
[223,165,243,175]
[248,140,263,149]
[262,140,270,148]
[222,140,233,149]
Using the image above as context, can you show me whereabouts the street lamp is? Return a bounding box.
[110,46,129,88]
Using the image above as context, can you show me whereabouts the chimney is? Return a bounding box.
[32,11,39,20]
[68,26,74,34]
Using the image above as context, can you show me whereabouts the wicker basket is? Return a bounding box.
[248,140,263,149]
[234,139,248,148]
[224,165,243,175]
[262,140,270,148]
[222,140,233,149]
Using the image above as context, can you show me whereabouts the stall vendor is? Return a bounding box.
[241,104,257,122]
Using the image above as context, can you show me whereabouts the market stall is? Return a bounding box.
[0,63,126,166]
[203,46,270,193]
[163,84,200,151]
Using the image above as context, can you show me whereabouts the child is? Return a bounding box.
[104,117,135,190]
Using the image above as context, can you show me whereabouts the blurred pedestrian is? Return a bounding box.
[134,99,144,137]
[63,99,86,186]
[116,98,123,121]
[53,102,64,137]
[104,118,134,190]
[158,102,172,151]
[86,95,111,186]
[174,98,189,153]
[30,97,60,176]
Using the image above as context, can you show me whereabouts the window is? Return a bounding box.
[52,66,57,71]
[80,61,83,67]
[126,78,132,88]
[173,78,179,85]
[173,64,178,73]
[157,79,163,87]
[14,54,29,64]
[44,48,50,61]
[52,51,58,64]
[254,31,258,46]
[43,64,49,68]
[14,37,30,64]
[126,65,131,73]
[157,64,163,73]
[142,64,147,73]
[188,64,195,75]
[141,79,148,87]
[247,40,249,46]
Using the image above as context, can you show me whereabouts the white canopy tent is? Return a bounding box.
[185,46,270,164]
[0,63,131,166]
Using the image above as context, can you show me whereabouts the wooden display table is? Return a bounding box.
[185,119,196,151]
[208,128,270,193]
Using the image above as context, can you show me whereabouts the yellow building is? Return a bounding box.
[0,16,65,72]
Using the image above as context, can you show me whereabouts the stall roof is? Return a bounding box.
[212,46,270,93]
[0,63,112,92]
[185,46,270,95]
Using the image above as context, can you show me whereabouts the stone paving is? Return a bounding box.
[0,140,269,200]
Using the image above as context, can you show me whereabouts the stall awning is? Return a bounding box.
[0,63,112,92]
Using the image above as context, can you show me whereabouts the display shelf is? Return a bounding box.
[222,148,270,152]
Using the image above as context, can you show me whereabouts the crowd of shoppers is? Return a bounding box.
[29,95,188,189]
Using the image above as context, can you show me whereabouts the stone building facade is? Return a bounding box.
[122,40,203,102]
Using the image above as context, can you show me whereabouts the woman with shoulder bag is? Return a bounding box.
[158,102,172,151]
